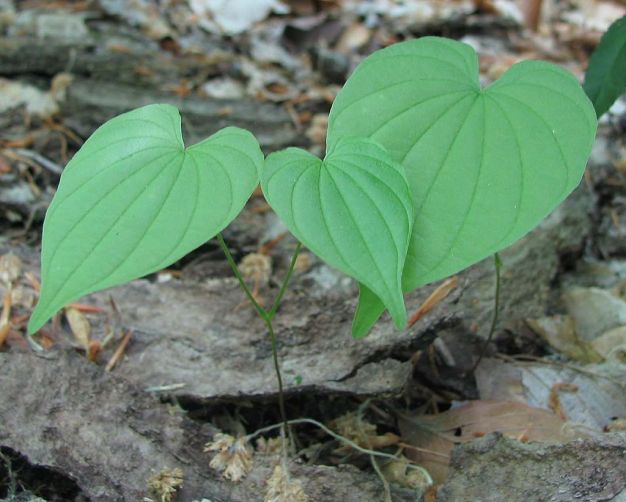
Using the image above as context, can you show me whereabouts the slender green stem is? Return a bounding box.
[472,253,502,372]
[268,242,302,319]
[264,318,289,439]
[216,233,267,321]
[217,232,302,444]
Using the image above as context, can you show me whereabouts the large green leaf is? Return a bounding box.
[261,137,413,328]
[327,37,597,337]
[28,104,262,334]
[584,14,626,118]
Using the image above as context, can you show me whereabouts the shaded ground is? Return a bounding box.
[1,1,625,501]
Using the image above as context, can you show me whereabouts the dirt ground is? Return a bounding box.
[0,0,625,501]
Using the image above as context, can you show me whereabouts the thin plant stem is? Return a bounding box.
[472,252,502,372]
[268,242,302,319]
[217,233,302,445]
[216,233,266,320]
[246,417,434,486]
[265,317,289,440]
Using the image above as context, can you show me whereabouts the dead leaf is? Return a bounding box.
[399,400,573,483]
[475,358,626,431]
[0,290,13,348]
[335,21,371,52]
[527,315,603,363]
[64,307,90,351]
[592,327,626,363]
[548,383,579,421]
[190,0,289,35]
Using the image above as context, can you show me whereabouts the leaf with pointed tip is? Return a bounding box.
[584,14,626,118]
[327,37,597,337]
[28,104,262,334]
[261,137,413,329]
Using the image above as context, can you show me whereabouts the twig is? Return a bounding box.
[408,276,458,328]
[12,148,63,174]
[105,330,132,372]
[144,383,187,393]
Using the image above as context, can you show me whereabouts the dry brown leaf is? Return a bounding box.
[335,21,371,52]
[0,290,12,349]
[65,307,91,350]
[105,330,132,372]
[399,400,574,483]
[592,327,626,363]
[548,383,579,421]
[527,315,603,363]
[264,464,308,502]
[205,433,253,482]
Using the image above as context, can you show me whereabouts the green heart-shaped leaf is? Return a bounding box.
[28,104,263,334]
[261,137,413,328]
[584,14,626,118]
[327,37,597,337]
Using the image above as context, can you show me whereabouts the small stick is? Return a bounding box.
[408,276,458,328]
[105,330,132,372]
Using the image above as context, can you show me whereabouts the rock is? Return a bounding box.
[438,433,626,502]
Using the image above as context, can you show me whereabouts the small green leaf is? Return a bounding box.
[584,14,626,118]
[328,37,597,336]
[261,137,413,328]
[28,104,262,334]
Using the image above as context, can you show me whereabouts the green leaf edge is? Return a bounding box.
[28,104,263,334]
[584,14,626,118]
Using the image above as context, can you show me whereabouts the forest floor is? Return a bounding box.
[0,0,625,501]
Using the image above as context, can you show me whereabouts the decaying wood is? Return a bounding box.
[0,351,411,501]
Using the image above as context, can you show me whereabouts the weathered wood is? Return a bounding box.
[0,351,408,501]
